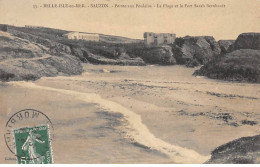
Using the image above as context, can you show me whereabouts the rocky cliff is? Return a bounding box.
[5,26,226,67]
[4,25,260,84]
[172,36,221,67]
[194,49,260,83]
[218,40,235,54]
[127,45,176,65]
[0,31,83,81]
[195,33,260,83]
[231,33,260,51]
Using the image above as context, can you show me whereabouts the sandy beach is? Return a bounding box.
[1,64,260,163]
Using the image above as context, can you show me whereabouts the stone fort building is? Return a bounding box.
[144,32,176,45]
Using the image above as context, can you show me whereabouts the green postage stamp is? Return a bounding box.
[13,125,53,164]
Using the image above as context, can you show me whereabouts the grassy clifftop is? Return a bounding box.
[8,25,142,44]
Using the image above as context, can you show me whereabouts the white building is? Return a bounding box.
[63,32,99,42]
[144,32,176,45]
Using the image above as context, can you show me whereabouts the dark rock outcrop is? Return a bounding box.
[83,49,145,66]
[207,135,260,164]
[194,49,260,83]
[8,29,72,55]
[231,33,260,51]
[70,47,89,63]
[0,31,83,81]
[173,36,221,67]
[185,59,200,68]
[0,24,8,32]
[195,32,260,83]
[218,40,235,54]
[133,46,176,65]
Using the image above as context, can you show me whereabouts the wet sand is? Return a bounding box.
[1,64,260,163]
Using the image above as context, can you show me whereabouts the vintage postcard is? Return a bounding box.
[0,0,259,164]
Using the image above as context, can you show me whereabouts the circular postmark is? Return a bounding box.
[4,109,54,164]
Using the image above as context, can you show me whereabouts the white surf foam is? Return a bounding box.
[11,81,210,163]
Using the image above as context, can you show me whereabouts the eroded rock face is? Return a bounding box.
[218,40,235,54]
[82,49,145,66]
[135,45,176,65]
[70,47,89,63]
[173,36,221,66]
[8,29,72,55]
[194,49,260,83]
[0,31,83,81]
[195,32,260,83]
[231,33,260,51]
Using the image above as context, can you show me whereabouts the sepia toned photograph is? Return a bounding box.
[0,0,259,164]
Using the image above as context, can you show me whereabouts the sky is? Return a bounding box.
[0,0,259,40]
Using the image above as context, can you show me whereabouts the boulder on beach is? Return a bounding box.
[194,49,260,83]
[137,45,176,65]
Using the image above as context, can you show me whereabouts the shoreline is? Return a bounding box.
[1,65,260,163]
[10,81,209,163]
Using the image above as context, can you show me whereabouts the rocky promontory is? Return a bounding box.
[195,33,260,83]
[230,33,260,51]
[172,36,221,67]
[1,25,260,83]
[0,31,83,81]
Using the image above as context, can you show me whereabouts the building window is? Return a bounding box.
[154,39,158,45]
[164,39,168,43]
